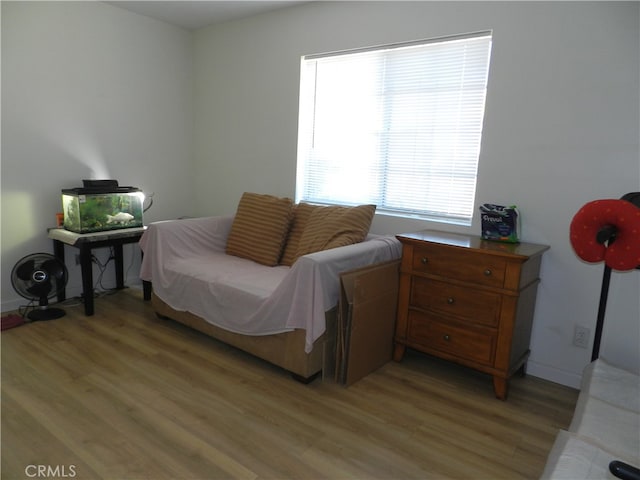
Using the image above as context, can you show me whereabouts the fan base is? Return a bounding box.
[28,307,66,321]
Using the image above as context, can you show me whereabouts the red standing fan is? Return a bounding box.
[570,192,640,480]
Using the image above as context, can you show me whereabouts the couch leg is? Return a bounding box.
[143,281,152,301]
[291,371,321,384]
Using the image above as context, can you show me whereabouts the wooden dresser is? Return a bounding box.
[393,230,549,399]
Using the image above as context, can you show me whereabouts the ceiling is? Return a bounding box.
[104,1,307,30]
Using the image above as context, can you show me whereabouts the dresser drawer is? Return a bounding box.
[410,277,501,327]
[411,244,507,288]
[407,311,496,366]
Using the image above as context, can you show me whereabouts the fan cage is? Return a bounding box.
[10,253,68,320]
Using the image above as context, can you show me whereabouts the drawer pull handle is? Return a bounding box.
[421,257,428,265]
[443,334,451,341]
[484,269,492,276]
[447,297,455,305]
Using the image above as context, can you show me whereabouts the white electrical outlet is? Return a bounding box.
[573,325,590,348]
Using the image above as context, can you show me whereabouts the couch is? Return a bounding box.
[541,358,640,479]
[139,193,402,380]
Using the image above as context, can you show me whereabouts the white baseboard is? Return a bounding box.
[527,360,582,389]
[1,297,26,314]
[2,275,142,315]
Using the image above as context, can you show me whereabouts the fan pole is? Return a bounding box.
[592,265,612,362]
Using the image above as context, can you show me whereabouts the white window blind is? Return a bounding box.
[296,32,492,225]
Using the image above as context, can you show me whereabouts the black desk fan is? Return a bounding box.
[11,253,68,321]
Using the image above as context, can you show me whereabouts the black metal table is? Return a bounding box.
[48,227,146,315]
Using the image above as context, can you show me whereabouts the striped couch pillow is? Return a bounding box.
[226,192,293,266]
[293,204,376,262]
[280,202,317,266]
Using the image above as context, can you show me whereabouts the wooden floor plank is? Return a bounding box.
[2,288,577,479]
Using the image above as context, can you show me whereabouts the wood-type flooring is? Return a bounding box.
[2,288,578,479]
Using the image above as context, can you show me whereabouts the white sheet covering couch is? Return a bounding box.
[541,358,640,479]
[139,213,402,380]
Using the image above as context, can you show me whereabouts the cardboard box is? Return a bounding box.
[335,260,400,386]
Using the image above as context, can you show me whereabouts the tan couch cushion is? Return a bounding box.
[294,204,376,261]
[226,192,293,266]
[280,202,317,266]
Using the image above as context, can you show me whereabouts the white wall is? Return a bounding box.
[1,2,195,310]
[193,1,640,386]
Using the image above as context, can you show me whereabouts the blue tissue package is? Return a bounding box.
[480,204,519,243]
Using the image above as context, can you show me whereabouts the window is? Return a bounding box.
[296,32,492,225]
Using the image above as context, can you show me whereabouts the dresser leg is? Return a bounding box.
[493,376,508,400]
[393,343,406,362]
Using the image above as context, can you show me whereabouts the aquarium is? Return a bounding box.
[62,184,144,234]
